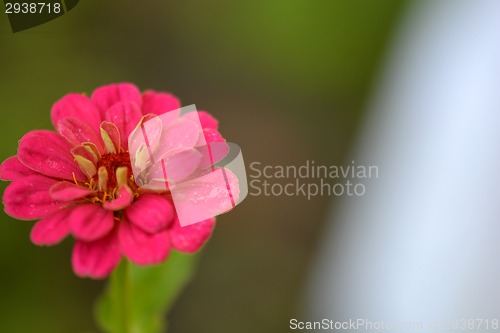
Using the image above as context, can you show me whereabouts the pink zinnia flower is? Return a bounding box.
[0,83,224,279]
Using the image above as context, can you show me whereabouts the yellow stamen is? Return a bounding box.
[115,166,128,189]
[98,166,108,192]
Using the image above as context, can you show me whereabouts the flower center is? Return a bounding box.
[94,152,133,190]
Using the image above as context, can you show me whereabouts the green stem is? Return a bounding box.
[113,259,132,333]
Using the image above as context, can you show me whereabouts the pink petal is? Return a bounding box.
[165,118,201,149]
[100,121,121,153]
[202,128,225,143]
[195,141,230,170]
[83,142,101,160]
[71,145,98,166]
[49,181,94,202]
[69,203,115,242]
[19,129,69,147]
[30,207,72,246]
[131,148,202,191]
[102,185,134,211]
[18,130,86,181]
[51,93,102,134]
[0,156,39,181]
[198,111,219,129]
[152,118,201,161]
[128,115,163,175]
[91,83,142,118]
[139,115,163,152]
[170,168,239,226]
[125,194,174,234]
[3,175,65,220]
[119,216,170,265]
[160,148,202,184]
[74,155,97,179]
[72,230,121,279]
[142,90,180,115]
[105,101,143,149]
[184,111,219,130]
[57,117,105,153]
[168,217,215,253]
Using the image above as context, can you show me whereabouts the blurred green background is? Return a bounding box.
[0,1,406,332]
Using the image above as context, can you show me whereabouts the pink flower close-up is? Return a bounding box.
[0,83,225,279]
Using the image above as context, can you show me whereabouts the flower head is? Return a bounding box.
[1,83,225,278]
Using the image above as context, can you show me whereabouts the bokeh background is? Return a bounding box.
[0,1,407,332]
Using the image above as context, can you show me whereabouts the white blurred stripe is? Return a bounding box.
[307,0,500,330]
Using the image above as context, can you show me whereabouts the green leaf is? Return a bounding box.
[95,252,199,333]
